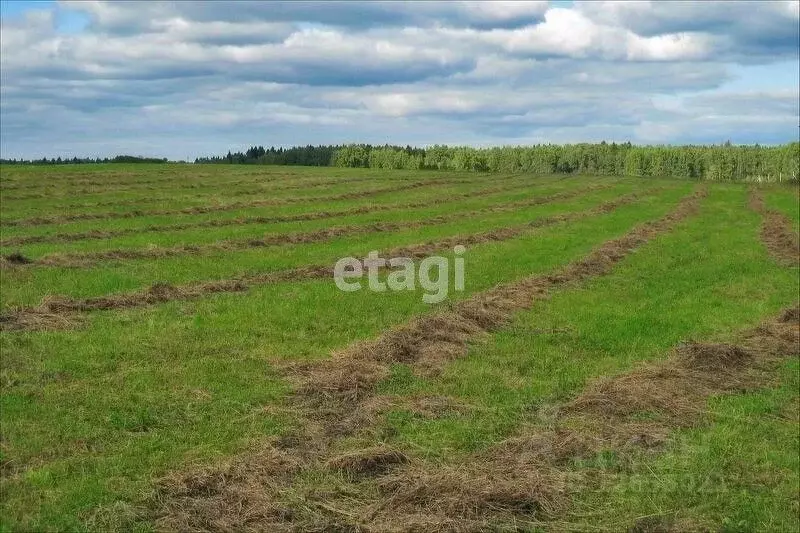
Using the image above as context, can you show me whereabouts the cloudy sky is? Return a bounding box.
[1,0,798,160]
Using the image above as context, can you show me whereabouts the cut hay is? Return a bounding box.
[325,447,408,477]
[0,179,541,246]
[153,446,299,533]
[749,189,800,266]
[0,186,661,332]
[20,186,609,269]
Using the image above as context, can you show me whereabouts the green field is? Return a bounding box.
[1,164,798,532]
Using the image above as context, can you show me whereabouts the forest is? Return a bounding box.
[195,142,800,182]
[0,155,170,165]
[2,143,797,183]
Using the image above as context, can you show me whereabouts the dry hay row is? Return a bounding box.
[0,174,401,204]
[2,173,527,202]
[289,186,708,428]
[1,180,457,228]
[0,177,563,247]
[0,169,353,192]
[324,308,797,533]
[0,176,327,200]
[0,168,512,193]
[0,185,665,332]
[0,176,182,192]
[5,183,615,269]
[152,185,796,533]
[748,188,800,266]
[0,174,223,192]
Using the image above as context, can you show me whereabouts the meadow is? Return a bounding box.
[0,163,798,532]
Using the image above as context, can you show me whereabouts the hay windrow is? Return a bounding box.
[374,460,566,521]
[297,186,706,409]
[0,178,545,246]
[151,195,800,533]
[6,184,612,269]
[153,446,301,533]
[779,307,799,323]
[676,341,753,370]
[0,169,520,195]
[331,306,797,531]
[325,447,409,477]
[0,172,264,192]
[563,307,799,433]
[151,306,797,533]
[0,186,659,332]
[1,174,394,204]
[748,188,800,266]
[0,180,455,227]
[7,162,796,532]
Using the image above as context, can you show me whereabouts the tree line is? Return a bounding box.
[3,143,797,182]
[196,145,346,166]
[0,155,169,165]
[195,142,799,182]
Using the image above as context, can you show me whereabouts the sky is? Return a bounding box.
[1,0,798,160]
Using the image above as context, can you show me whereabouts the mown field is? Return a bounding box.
[0,163,798,532]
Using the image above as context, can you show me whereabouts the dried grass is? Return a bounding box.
[749,188,800,266]
[153,446,299,533]
[0,180,542,247]
[3,180,446,227]
[21,186,610,269]
[0,186,658,331]
[151,301,799,533]
[325,447,409,477]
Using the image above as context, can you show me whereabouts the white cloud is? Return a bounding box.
[0,0,797,159]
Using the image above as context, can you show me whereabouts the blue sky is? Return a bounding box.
[1,0,798,160]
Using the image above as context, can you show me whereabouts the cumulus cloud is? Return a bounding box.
[63,1,549,32]
[576,0,800,59]
[0,0,798,159]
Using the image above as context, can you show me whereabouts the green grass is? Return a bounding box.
[0,164,797,532]
[0,172,548,240]
[1,180,664,307]
[765,186,800,233]
[0,182,684,530]
[1,174,607,257]
[376,186,797,454]
[0,177,460,220]
[565,357,799,532]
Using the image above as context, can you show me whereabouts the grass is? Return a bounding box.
[0,172,540,240]
[0,164,797,532]
[566,357,799,532]
[1,180,661,306]
[765,187,800,233]
[378,185,798,456]
[0,175,608,257]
